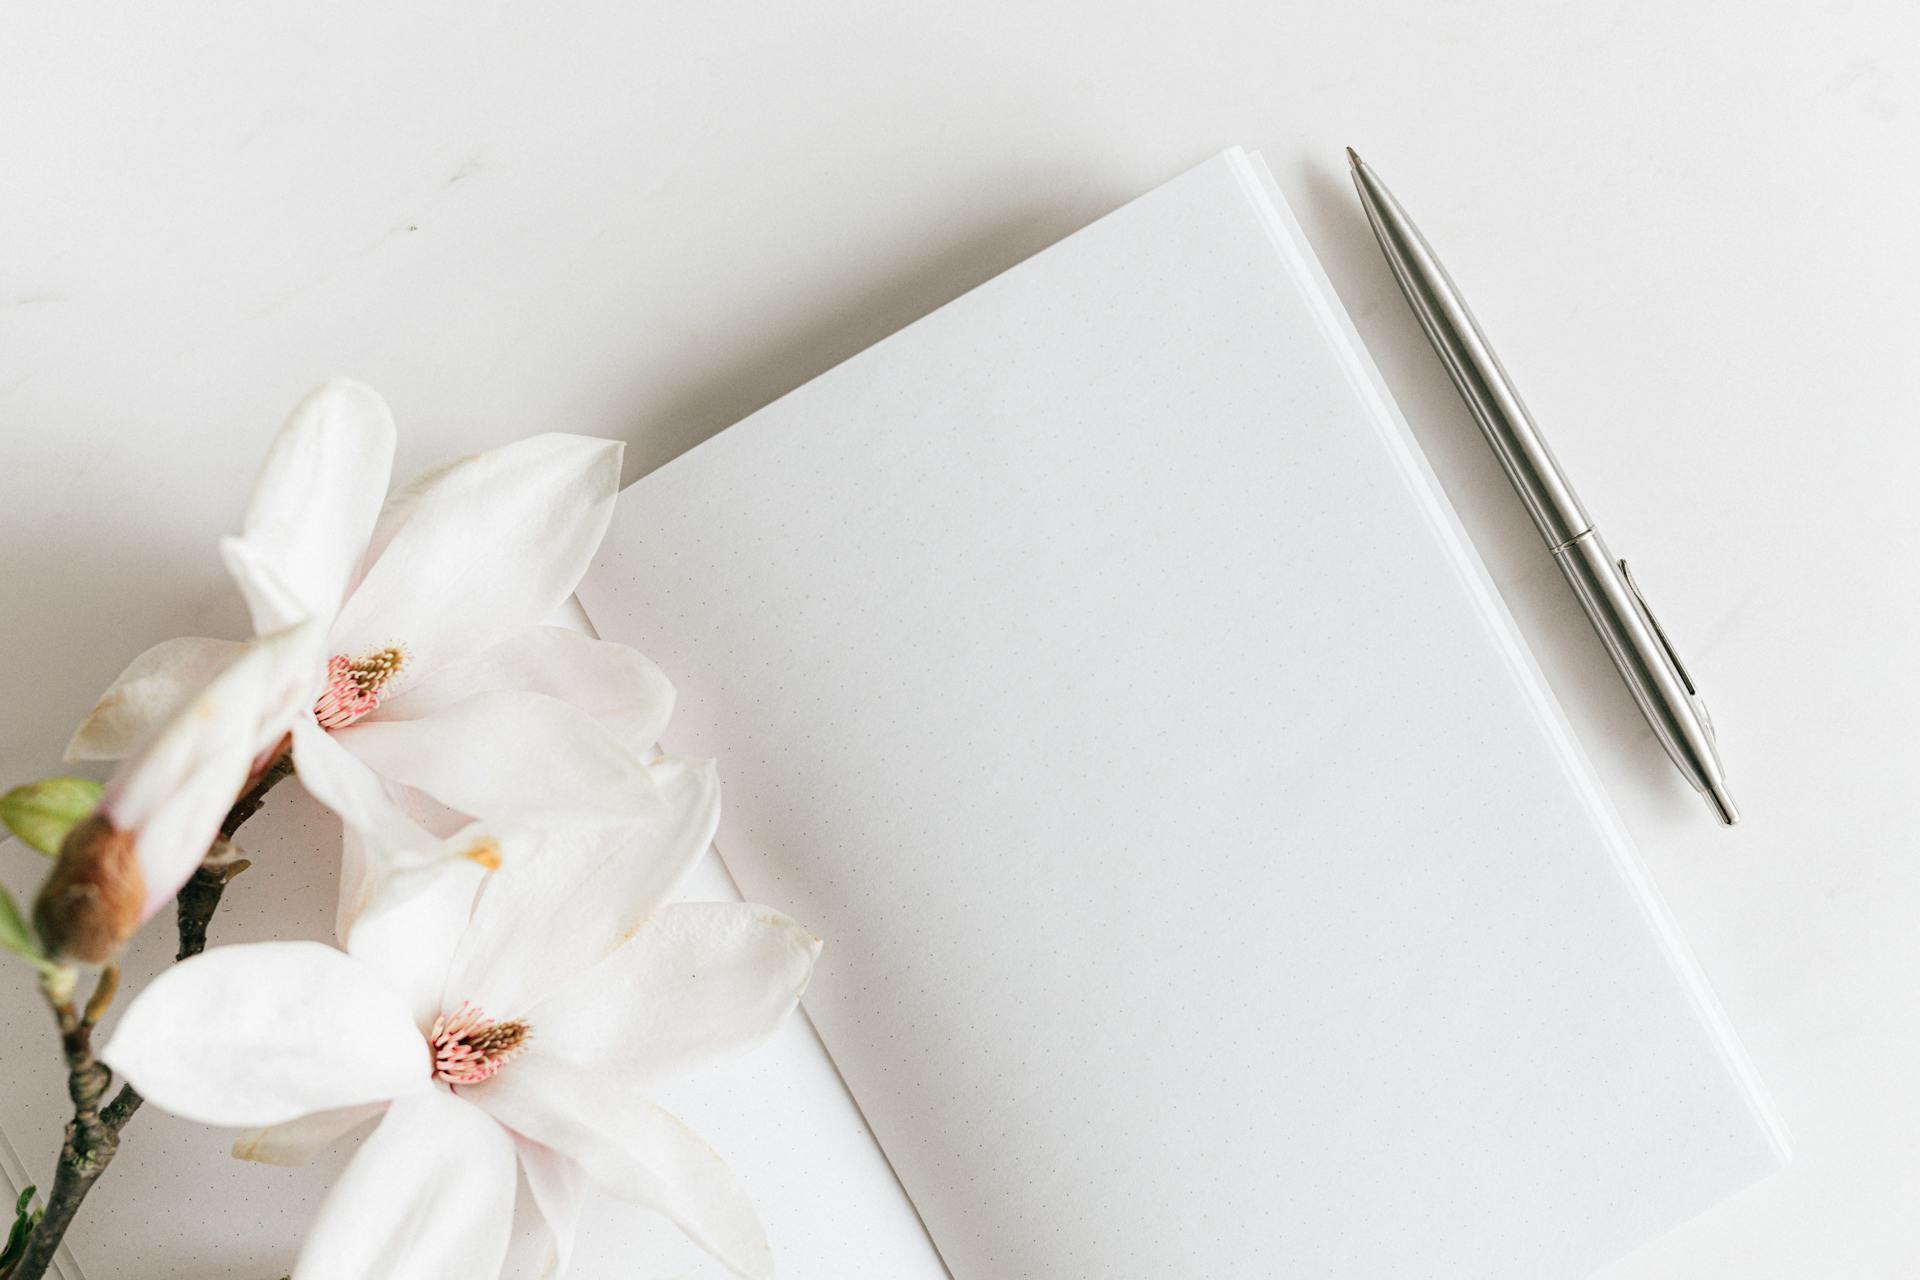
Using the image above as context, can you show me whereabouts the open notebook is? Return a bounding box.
[573,148,1787,1278]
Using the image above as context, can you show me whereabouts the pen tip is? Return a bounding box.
[1345,146,1361,168]
[1707,779,1740,827]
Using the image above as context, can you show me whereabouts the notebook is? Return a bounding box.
[571,148,1788,1278]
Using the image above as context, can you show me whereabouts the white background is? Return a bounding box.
[0,2,1914,1277]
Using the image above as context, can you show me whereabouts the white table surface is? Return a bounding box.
[1,2,1915,1276]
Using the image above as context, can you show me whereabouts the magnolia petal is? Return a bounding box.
[101,941,429,1127]
[516,1139,589,1280]
[289,718,463,942]
[221,539,320,643]
[466,1057,771,1280]
[292,718,443,858]
[65,636,245,762]
[369,627,675,758]
[233,1102,387,1167]
[329,434,623,679]
[499,1179,561,1280]
[443,757,720,1020]
[334,825,373,949]
[106,621,322,921]
[342,852,488,1028]
[532,903,820,1086]
[331,690,659,826]
[225,379,397,634]
[395,785,487,843]
[293,1089,516,1280]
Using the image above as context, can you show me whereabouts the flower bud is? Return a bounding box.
[34,811,145,965]
[33,620,322,964]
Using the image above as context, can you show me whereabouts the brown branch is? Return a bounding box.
[221,745,293,842]
[8,754,292,1280]
[6,983,118,1280]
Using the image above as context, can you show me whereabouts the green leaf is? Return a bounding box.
[0,884,48,974]
[0,1183,38,1274]
[0,777,103,857]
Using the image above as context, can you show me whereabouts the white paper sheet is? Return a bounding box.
[578,149,1787,1279]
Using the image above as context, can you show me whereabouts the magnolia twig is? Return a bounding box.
[222,748,295,842]
[8,975,118,1280]
[7,756,291,1280]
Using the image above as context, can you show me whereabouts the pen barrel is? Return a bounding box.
[1350,160,1592,548]
[1551,531,1730,813]
[1424,329,1593,550]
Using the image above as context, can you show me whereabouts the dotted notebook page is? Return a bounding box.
[578,149,1783,1280]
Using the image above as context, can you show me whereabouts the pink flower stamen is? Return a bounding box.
[313,647,406,729]
[429,1002,531,1086]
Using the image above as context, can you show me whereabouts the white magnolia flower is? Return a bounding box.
[66,380,672,885]
[103,758,819,1280]
[36,621,321,962]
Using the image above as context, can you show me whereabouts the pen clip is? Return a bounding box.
[1617,558,1716,743]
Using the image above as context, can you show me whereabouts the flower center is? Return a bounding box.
[314,647,407,729]
[429,1002,531,1085]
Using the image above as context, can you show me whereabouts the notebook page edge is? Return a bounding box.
[1227,147,1791,1168]
[702,836,958,1280]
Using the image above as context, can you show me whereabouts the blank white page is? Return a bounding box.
[577,149,1786,1279]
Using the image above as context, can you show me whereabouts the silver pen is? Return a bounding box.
[1347,148,1738,826]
